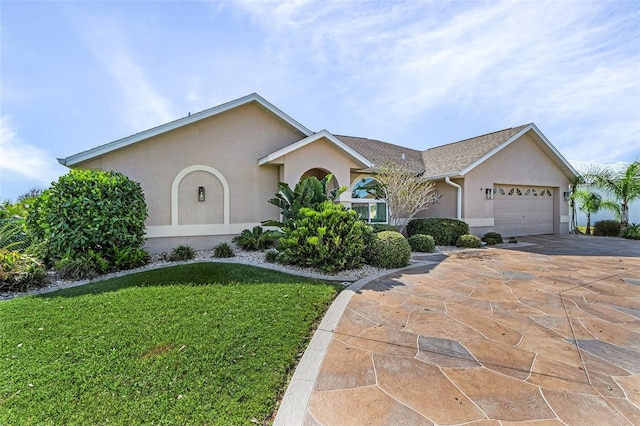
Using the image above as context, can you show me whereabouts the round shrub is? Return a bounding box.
[26,170,148,266]
[408,234,435,253]
[169,245,196,261]
[406,218,469,246]
[593,220,621,237]
[370,224,397,233]
[366,231,411,269]
[482,232,503,245]
[213,242,234,258]
[277,201,369,272]
[456,234,482,248]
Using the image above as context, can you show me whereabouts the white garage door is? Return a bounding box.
[494,186,553,236]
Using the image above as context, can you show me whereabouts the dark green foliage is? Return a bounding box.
[277,201,368,272]
[456,234,482,248]
[406,218,470,246]
[593,220,621,237]
[169,245,196,262]
[263,174,346,227]
[111,246,150,270]
[482,232,503,245]
[55,250,109,280]
[265,250,279,263]
[370,223,397,233]
[408,234,435,253]
[26,170,148,265]
[0,248,47,291]
[213,242,235,258]
[621,223,640,240]
[366,231,411,268]
[233,226,278,251]
[508,237,518,244]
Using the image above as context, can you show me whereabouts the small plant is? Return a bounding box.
[482,232,503,245]
[408,234,435,253]
[366,231,411,269]
[621,223,640,240]
[0,248,47,292]
[370,224,397,233]
[406,218,469,246]
[213,242,235,258]
[55,250,109,280]
[593,220,621,237]
[233,226,278,251]
[508,237,518,244]
[169,245,196,261]
[111,246,150,270]
[456,234,482,248]
[265,250,279,263]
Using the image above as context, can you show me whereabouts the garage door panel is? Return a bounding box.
[494,186,553,236]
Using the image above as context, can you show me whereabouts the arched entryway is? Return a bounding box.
[301,168,339,191]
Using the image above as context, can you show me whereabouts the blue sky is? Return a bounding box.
[1,0,639,201]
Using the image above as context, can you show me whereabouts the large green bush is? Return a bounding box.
[276,201,368,272]
[26,170,148,265]
[406,218,469,246]
[366,231,411,269]
[593,220,621,237]
[408,234,435,253]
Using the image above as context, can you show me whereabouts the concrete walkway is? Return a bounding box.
[276,235,640,425]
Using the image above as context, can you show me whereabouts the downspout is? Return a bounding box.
[445,176,462,220]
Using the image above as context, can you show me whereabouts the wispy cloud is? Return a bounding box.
[231,0,640,161]
[69,9,176,131]
[0,116,63,196]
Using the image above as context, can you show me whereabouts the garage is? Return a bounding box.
[493,186,554,236]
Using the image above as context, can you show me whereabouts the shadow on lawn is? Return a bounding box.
[35,262,338,300]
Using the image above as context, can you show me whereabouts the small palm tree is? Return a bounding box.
[573,190,618,235]
[586,160,640,231]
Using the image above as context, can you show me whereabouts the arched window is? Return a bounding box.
[351,177,387,223]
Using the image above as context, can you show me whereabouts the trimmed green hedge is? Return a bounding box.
[406,218,469,246]
[482,232,503,245]
[408,234,435,253]
[456,234,482,248]
[593,220,621,237]
[366,231,411,269]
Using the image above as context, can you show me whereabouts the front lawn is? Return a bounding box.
[0,263,340,425]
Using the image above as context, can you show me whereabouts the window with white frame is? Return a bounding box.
[351,177,388,223]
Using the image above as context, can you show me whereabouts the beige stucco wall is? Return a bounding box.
[74,102,308,251]
[276,138,363,202]
[463,133,572,235]
[413,179,461,220]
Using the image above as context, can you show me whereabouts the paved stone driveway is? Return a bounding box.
[304,236,640,425]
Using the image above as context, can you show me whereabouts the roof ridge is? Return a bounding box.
[424,123,531,151]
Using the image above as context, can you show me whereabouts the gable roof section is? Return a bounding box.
[420,123,577,180]
[258,130,373,168]
[336,135,424,172]
[58,93,313,167]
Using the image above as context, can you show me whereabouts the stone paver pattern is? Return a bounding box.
[304,236,640,425]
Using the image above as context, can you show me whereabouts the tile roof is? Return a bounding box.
[338,125,531,177]
[335,135,425,172]
[420,124,530,177]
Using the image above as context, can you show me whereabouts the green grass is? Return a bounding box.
[0,263,341,425]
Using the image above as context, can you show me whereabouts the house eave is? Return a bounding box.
[59,93,313,167]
